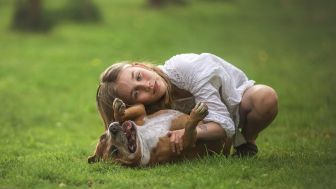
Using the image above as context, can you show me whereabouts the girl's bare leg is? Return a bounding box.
[239,84,278,146]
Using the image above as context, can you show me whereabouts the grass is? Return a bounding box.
[0,0,335,188]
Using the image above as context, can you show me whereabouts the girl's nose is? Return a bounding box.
[147,81,153,88]
[137,80,152,91]
[145,81,153,91]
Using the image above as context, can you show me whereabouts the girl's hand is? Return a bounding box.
[167,129,185,154]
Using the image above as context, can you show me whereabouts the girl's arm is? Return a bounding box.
[196,122,227,140]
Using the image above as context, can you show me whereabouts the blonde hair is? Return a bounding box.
[96,61,172,130]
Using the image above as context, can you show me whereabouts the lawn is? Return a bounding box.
[0,0,335,188]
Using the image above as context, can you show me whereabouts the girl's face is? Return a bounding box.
[116,65,167,105]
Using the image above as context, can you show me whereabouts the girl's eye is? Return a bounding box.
[136,72,142,81]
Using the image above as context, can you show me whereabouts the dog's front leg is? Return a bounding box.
[113,98,126,123]
[113,98,146,125]
[183,102,208,148]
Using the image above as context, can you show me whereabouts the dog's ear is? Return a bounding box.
[88,155,98,164]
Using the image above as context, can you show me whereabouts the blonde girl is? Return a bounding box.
[96,53,278,156]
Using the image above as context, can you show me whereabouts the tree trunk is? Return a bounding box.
[12,0,52,32]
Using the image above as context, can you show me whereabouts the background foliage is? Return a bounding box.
[0,0,335,188]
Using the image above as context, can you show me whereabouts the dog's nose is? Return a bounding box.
[109,122,120,134]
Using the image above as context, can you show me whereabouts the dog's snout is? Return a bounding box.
[109,122,120,134]
[109,126,118,134]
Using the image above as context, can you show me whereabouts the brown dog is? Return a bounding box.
[88,98,231,166]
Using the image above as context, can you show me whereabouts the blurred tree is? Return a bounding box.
[148,0,188,8]
[11,0,54,32]
[63,0,101,22]
[11,0,101,32]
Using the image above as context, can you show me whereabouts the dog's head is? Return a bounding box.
[88,121,141,166]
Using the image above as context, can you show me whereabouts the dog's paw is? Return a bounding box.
[113,98,126,119]
[190,102,208,122]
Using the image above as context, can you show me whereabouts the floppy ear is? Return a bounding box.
[88,155,98,164]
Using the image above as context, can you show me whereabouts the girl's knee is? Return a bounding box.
[254,85,278,117]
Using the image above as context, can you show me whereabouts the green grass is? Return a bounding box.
[0,0,335,188]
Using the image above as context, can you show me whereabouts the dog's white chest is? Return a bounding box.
[137,110,183,165]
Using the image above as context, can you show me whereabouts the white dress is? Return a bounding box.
[160,53,255,146]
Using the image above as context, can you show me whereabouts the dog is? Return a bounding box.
[88,98,231,166]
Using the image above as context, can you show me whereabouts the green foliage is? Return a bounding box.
[11,0,56,32]
[11,0,102,33]
[148,0,189,8]
[61,0,102,22]
[0,0,335,188]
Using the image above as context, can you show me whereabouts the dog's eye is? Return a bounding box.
[100,133,107,141]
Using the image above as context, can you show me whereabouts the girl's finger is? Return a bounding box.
[179,136,183,152]
[175,136,180,154]
[170,132,176,153]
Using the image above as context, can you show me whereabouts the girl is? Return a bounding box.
[96,53,278,157]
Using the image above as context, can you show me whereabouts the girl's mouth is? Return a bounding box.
[153,80,158,94]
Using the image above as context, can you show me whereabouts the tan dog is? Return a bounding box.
[88,98,231,166]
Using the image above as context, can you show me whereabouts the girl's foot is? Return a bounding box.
[233,142,258,157]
